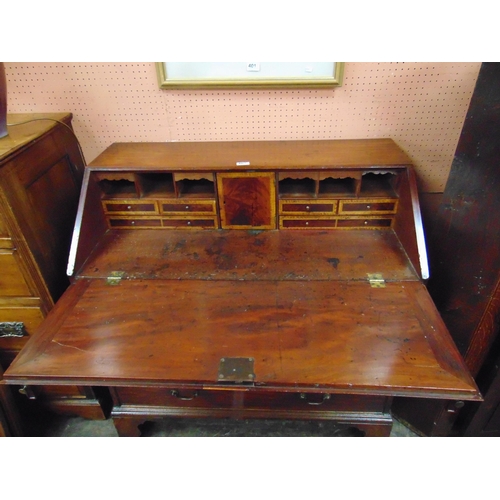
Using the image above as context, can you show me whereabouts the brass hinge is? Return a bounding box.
[106,271,126,285]
[367,273,386,288]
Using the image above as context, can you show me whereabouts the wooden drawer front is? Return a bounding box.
[160,201,216,215]
[108,217,218,229]
[0,306,44,353]
[161,218,217,229]
[108,218,162,228]
[280,218,338,229]
[0,306,44,336]
[0,251,32,296]
[0,213,10,241]
[18,385,108,419]
[280,200,337,215]
[19,385,108,420]
[0,236,13,250]
[339,199,397,214]
[337,218,393,229]
[113,387,386,414]
[103,200,159,214]
[38,385,88,399]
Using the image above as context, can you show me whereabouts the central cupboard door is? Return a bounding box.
[217,172,276,229]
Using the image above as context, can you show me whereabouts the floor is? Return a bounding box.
[32,412,419,437]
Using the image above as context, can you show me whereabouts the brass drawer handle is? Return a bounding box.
[300,393,331,405]
[170,390,199,401]
[19,386,37,400]
[0,322,26,338]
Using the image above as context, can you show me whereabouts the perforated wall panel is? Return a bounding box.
[4,62,480,192]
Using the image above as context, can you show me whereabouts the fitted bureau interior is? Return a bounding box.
[96,172,216,199]
[62,140,428,286]
[94,170,399,231]
[96,170,395,199]
[69,165,417,281]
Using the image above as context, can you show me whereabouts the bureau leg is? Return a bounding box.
[356,422,393,437]
[113,417,145,437]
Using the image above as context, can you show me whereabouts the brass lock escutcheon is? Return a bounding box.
[218,357,255,383]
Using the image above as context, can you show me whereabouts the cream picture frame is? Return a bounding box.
[156,62,344,89]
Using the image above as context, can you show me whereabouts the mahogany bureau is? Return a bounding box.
[3,139,481,436]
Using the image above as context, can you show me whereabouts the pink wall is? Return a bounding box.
[4,62,480,192]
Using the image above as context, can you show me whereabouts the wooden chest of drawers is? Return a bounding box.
[0,113,107,423]
[0,114,83,362]
[4,138,481,436]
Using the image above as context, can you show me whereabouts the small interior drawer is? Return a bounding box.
[161,218,217,229]
[108,217,162,228]
[160,201,216,214]
[280,200,337,214]
[339,199,398,214]
[102,200,159,214]
[280,218,338,229]
[337,217,393,228]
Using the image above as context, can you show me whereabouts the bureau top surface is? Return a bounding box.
[89,139,413,171]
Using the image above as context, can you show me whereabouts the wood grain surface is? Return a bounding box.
[76,229,417,282]
[88,139,413,171]
[6,277,479,400]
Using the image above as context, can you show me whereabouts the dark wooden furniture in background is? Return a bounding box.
[462,335,500,436]
[4,139,480,436]
[0,113,108,428]
[392,63,500,436]
[0,361,22,436]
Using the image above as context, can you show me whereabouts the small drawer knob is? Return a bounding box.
[127,205,132,210]
[187,221,191,225]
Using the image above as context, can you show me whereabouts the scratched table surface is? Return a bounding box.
[77,229,417,282]
[6,230,480,400]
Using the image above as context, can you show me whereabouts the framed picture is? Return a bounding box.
[156,62,344,89]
